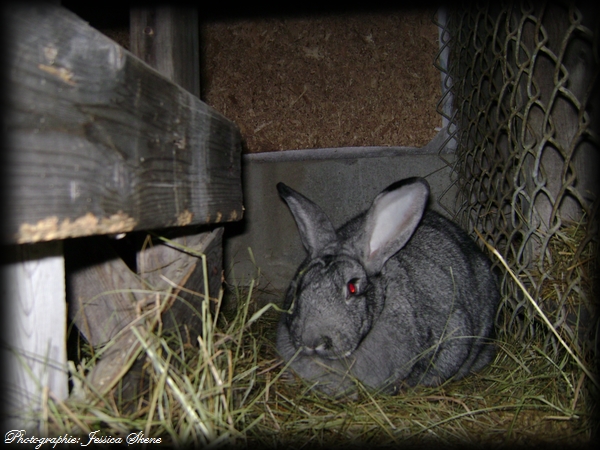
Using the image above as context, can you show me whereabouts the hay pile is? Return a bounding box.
[22,231,598,448]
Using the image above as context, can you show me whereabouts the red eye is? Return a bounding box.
[347,281,357,295]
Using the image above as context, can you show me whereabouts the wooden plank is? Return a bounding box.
[130,6,200,97]
[87,323,145,396]
[66,229,224,348]
[137,227,224,338]
[0,242,68,426]
[65,237,141,347]
[65,229,223,395]
[2,4,243,245]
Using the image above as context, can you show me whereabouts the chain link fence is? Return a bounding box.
[436,1,599,362]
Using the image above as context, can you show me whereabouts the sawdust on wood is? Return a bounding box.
[17,212,137,244]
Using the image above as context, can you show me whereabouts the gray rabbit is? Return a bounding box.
[276,177,499,396]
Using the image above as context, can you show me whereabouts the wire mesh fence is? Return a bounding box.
[436,1,599,362]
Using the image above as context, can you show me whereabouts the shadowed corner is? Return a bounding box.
[1,5,12,428]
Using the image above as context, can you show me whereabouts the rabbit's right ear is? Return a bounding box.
[277,183,337,257]
[361,178,430,274]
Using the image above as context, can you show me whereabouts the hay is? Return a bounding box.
[245,317,593,448]
[21,232,597,448]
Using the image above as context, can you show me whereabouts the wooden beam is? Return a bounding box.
[2,4,243,245]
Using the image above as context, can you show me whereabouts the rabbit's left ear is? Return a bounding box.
[277,183,337,258]
[361,178,429,274]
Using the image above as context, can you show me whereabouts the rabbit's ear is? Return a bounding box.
[361,178,430,274]
[278,183,337,257]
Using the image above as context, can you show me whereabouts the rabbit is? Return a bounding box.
[276,177,499,397]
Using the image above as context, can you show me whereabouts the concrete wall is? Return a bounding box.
[223,130,457,300]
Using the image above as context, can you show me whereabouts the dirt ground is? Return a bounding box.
[77,7,442,153]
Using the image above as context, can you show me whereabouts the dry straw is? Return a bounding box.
[11,234,597,447]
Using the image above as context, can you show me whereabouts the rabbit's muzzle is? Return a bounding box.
[294,326,354,359]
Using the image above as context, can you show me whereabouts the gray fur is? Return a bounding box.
[276,178,499,396]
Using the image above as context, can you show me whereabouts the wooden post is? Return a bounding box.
[1,242,67,428]
[130,6,200,97]
[127,4,225,339]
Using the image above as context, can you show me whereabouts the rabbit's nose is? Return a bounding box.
[303,335,332,355]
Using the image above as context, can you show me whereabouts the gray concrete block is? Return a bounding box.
[224,130,457,297]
